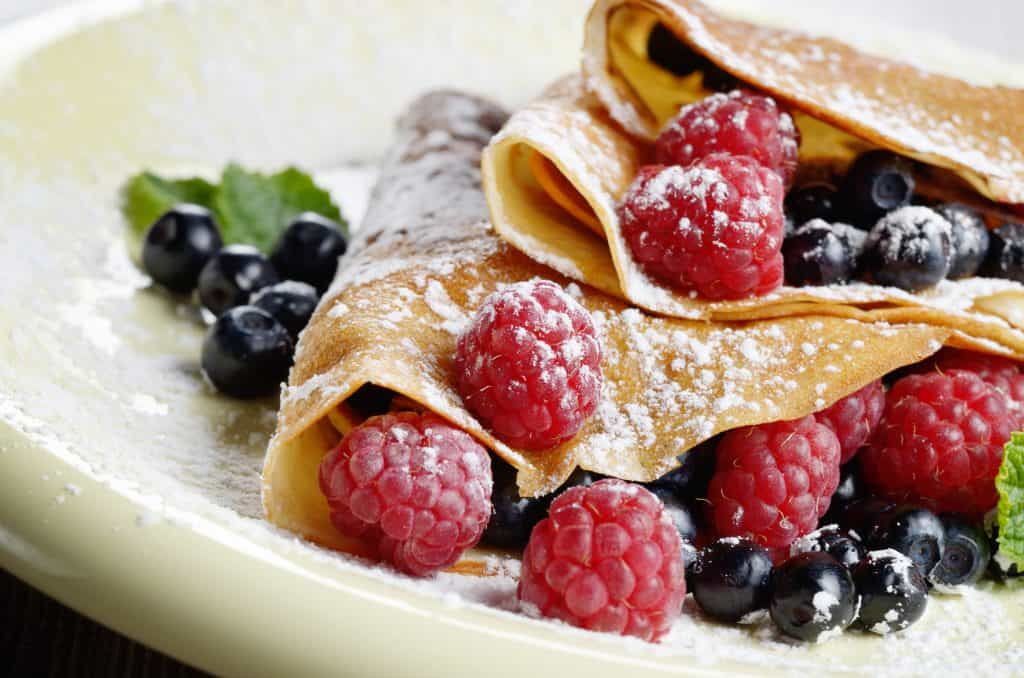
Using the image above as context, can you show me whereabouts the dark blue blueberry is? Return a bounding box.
[649,439,717,501]
[270,212,348,294]
[198,245,280,315]
[769,552,857,642]
[841,151,916,227]
[200,305,293,398]
[141,204,222,293]
[783,219,866,286]
[690,538,773,623]
[929,515,990,589]
[866,505,945,577]
[791,525,865,570]
[786,183,839,227]
[836,497,897,545]
[481,457,549,549]
[981,222,1024,282]
[859,207,952,291]
[934,203,990,279]
[824,461,866,522]
[647,485,698,545]
[854,550,928,634]
[251,280,319,341]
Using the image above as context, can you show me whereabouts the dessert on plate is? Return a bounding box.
[132,0,1024,652]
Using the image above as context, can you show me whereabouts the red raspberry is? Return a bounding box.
[455,280,602,451]
[618,155,785,300]
[517,479,686,642]
[814,380,886,464]
[318,412,493,576]
[708,416,841,555]
[655,90,800,187]
[928,349,1024,427]
[861,371,1013,516]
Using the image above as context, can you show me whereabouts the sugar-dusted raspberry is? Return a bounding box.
[861,371,1012,516]
[814,379,886,464]
[928,349,1024,426]
[655,90,800,186]
[318,412,493,576]
[708,416,841,555]
[455,280,602,451]
[618,155,785,300]
[517,479,686,642]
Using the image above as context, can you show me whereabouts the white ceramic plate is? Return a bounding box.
[1,2,1021,676]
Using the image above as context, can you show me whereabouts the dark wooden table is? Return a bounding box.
[2,569,206,677]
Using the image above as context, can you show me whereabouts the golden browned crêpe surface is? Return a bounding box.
[482,77,1024,350]
[582,0,1024,203]
[263,89,961,574]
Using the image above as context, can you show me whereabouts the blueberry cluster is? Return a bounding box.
[141,205,347,398]
[683,466,1005,642]
[782,151,1024,292]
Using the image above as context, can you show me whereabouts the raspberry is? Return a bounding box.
[814,379,886,464]
[618,155,785,300]
[708,416,841,555]
[860,371,1013,516]
[655,90,800,187]
[318,412,493,576]
[928,349,1024,426]
[517,479,686,642]
[455,280,603,451]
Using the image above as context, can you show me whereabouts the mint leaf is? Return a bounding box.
[121,172,217,253]
[213,164,347,253]
[996,431,1024,570]
[120,165,346,258]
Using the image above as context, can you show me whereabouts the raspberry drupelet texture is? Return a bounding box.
[655,90,800,187]
[517,479,686,642]
[618,155,785,300]
[926,349,1024,427]
[455,280,603,451]
[814,379,886,464]
[861,371,1012,516]
[707,416,841,556]
[318,412,493,576]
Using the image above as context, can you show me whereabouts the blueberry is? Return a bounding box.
[934,203,990,279]
[198,245,280,315]
[141,204,222,293]
[690,538,773,623]
[646,22,706,77]
[783,219,866,286]
[786,183,839,227]
[981,222,1024,282]
[481,457,549,549]
[822,461,866,526]
[647,485,698,545]
[648,439,717,501]
[859,206,952,291]
[790,526,865,570]
[769,552,858,642]
[929,515,990,590]
[270,212,348,294]
[200,306,293,398]
[346,384,395,417]
[251,280,319,341]
[866,505,945,577]
[854,549,928,635]
[841,151,916,227]
[836,497,897,545]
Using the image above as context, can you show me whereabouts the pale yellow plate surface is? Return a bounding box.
[0,2,1021,676]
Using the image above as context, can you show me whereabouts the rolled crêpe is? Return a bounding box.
[262,90,966,563]
[480,0,1024,349]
